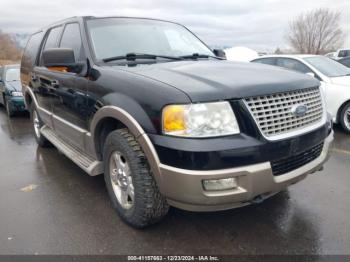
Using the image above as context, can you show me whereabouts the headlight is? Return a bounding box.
[162,101,240,137]
[11,91,23,97]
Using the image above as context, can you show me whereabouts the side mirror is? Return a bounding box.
[43,48,84,74]
[213,49,226,59]
[306,72,316,78]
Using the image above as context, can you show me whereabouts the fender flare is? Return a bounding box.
[90,106,162,185]
[23,85,39,109]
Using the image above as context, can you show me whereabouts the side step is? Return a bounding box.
[40,125,103,176]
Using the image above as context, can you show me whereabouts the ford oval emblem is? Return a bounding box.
[291,104,308,117]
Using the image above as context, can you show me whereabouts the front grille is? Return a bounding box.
[271,142,324,176]
[244,87,324,138]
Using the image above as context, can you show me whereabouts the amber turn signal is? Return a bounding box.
[162,105,186,134]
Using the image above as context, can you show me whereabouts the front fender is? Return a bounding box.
[101,93,157,134]
[324,84,350,123]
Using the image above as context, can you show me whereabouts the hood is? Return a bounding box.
[5,81,22,92]
[116,60,320,102]
[330,75,350,86]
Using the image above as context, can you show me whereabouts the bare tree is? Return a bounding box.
[287,8,345,54]
[0,30,22,61]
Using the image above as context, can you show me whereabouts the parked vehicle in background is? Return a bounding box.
[0,64,26,117]
[332,49,350,60]
[338,57,350,68]
[252,55,350,133]
[21,16,333,228]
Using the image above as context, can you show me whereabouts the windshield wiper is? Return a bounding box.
[102,53,182,63]
[179,53,223,60]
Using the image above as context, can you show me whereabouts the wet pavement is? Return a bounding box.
[0,107,349,255]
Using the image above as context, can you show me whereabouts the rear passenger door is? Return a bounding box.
[49,23,89,150]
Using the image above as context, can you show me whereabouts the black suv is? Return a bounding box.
[21,16,333,228]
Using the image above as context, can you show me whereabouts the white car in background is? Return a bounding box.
[324,49,350,60]
[333,49,350,60]
[251,55,350,133]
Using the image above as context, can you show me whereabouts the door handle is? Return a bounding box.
[31,74,37,81]
[51,80,60,88]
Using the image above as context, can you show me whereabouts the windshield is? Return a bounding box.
[5,68,20,82]
[86,18,213,61]
[304,56,350,77]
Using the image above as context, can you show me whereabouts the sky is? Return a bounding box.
[0,0,349,52]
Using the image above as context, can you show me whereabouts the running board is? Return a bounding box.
[40,125,103,176]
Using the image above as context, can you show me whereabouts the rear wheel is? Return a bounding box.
[340,102,350,134]
[103,128,169,228]
[30,105,51,147]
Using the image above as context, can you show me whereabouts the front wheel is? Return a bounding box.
[340,103,350,134]
[103,128,169,228]
[5,99,14,118]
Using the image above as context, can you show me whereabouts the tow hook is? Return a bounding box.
[311,165,324,174]
[251,195,265,204]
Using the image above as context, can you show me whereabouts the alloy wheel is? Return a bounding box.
[344,106,350,130]
[109,151,135,210]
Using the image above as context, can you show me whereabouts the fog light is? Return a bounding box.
[202,178,238,191]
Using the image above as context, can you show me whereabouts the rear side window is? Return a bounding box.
[338,50,350,58]
[60,23,84,61]
[252,58,276,65]
[276,58,312,74]
[21,31,45,69]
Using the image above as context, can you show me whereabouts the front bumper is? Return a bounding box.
[7,96,26,112]
[158,131,334,211]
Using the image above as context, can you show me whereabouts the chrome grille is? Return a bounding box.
[244,87,324,138]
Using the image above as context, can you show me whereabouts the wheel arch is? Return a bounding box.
[336,99,350,123]
[23,85,38,109]
[90,106,162,185]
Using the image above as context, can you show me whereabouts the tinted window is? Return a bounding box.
[252,58,276,65]
[276,58,312,74]
[21,31,45,68]
[60,23,84,61]
[40,26,62,65]
[44,27,62,50]
[338,50,350,58]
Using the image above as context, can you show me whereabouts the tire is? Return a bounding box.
[30,104,51,147]
[5,98,15,118]
[103,128,169,228]
[340,102,350,134]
